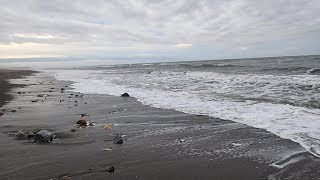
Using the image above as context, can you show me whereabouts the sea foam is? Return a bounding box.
[51,69,320,157]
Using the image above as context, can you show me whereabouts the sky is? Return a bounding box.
[0,0,320,61]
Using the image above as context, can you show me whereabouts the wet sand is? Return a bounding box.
[0,70,319,180]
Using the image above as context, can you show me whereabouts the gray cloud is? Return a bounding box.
[0,0,319,59]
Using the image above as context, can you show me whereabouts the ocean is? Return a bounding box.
[25,55,320,157]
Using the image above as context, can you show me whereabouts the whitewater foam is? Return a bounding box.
[51,68,320,157]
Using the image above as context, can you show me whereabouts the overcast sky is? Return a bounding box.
[1,0,319,61]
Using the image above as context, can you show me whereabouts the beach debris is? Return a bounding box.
[34,130,54,143]
[78,113,90,117]
[61,175,71,180]
[104,123,113,130]
[106,166,115,173]
[76,119,88,126]
[113,135,123,144]
[15,130,26,138]
[120,92,130,97]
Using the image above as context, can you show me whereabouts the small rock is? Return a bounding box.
[79,113,89,117]
[11,110,17,113]
[36,94,44,97]
[104,124,113,130]
[0,112,4,116]
[61,176,71,180]
[70,129,77,132]
[27,131,35,138]
[17,92,22,94]
[120,93,130,97]
[106,166,115,173]
[61,88,65,91]
[34,130,54,143]
[15,130,26,138]
[113,135,123,144]
[76,120,87,126]
[31,100,38,103]
[88,122,94,126]
[18,107,22,109]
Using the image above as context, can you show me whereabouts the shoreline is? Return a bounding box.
[0,69,319,179]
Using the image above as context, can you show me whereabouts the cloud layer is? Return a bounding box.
[1,0,319,59]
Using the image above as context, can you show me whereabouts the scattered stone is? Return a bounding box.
[70,129,77,132]
[50,88,55,89]
[79,113,90,117]
[18,107,22,109]
[70,93,73,95]
[17,92,22,94]
[22,92,26,94]
[61,176,71,180]
[76,120,87,126]
[88,122,94,126]
[61,88,65,91]
[27,131,35,138]
[0,112,4,116]
[15,130,26,138]
[84,102,88,104]
[11,109,17,113]
[104,124,113,130]
[36,94,44,97]
[106,167,115,173]
[34,130,54,143]
[74,101,78,103]
[120,92,130,97]
[75,95,79,97]
[113,135,123,144]
[179,139,186,143]
[31,100,38,103]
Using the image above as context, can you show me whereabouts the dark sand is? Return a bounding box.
[0,70,319,180]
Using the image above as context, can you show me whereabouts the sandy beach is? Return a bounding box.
[0,69,319,180]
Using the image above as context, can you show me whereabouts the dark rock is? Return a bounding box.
[0,112,4,116]
[79,113,89,117]
[113,135,123,144]
[27,131,35,138]
[18,107,22,109]
[36,94,44,97]
[34,130,54,143]
[88,122,94,126]
[61,88,65,91]
[120,93,130,97]
[75,95,79,97]
[11,110,17,113]
[17,92,22,94]
[31,100,38,103]
[70,129,77,132]
[76,120,87,126]
[106,166,115,173]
